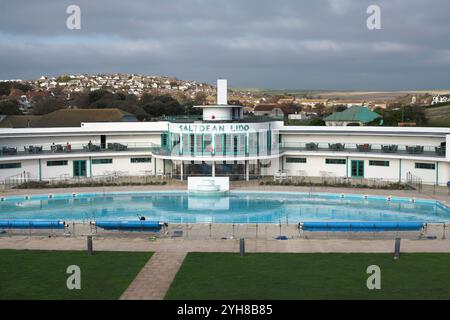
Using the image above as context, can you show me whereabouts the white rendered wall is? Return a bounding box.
[401,160,439,185]
[363,158,400,182]
[106,134,160,146]
[91,156,153,177]
[283,156,347,178]
[202,107,232,121]
[41,158,81,180]
[0,159,39,181]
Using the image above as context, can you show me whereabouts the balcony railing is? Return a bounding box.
[159,115,280,123]
[152,144,279,158]
[0,141,446,159]
[0,142,161,157]
[281,142,446,158]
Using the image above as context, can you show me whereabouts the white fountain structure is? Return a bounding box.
[188,177,229,196]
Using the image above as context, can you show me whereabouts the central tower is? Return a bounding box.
[195,79,244,121]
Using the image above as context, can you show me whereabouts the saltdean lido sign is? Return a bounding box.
[174,123,262,133]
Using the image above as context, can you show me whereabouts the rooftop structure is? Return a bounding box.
[324,106,381,126]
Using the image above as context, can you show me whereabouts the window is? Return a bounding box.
[161,133,168,148]
[325,159,346,164]
[131,157,151,163]
[92,159,112,165]
[369,160,390,167]
[415,162,435,170]
[286,158,307,163]
[0,162,21,169]
[47,160,68,166]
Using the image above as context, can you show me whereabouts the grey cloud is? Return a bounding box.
[0,0,449,90]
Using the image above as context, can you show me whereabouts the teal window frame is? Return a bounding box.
[415,162,435,170]
[286,158,307,163]
[131,157,152,163]
[0,162,21,169]
[47,160,68,166]
[92,159,113,165]
[73,160,87,177]
[325,159,346,165]
[369,160,389,167]
[351,160,364,178]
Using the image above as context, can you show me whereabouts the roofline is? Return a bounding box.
[0,122,449,137]
[193,104,242,108]
[279,125,450,136]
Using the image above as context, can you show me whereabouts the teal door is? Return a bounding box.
[351,160,364,178]
[73,160,87,177]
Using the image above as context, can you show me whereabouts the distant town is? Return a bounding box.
[0,73,449,128]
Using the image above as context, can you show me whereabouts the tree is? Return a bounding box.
[332,105,347,112]
[0,99,22,115]
[32,97,65,115]
[193,92,207,105]
[69,92,90,108]
[308,118,326,126]
[88,89,111,104]
[376,106,427,126]
[0,82,32,96]
[313,103,327,116]
[56,75,71,82]
[139,93,184,117]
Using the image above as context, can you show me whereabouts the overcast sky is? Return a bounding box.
[0,0,449,90]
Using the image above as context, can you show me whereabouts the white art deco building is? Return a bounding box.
[0,80,449,186]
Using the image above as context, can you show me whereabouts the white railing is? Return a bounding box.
[2,171,31,187]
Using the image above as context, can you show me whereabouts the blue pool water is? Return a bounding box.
[0,191,449,223]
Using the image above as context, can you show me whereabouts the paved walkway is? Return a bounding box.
[120,251,187,300]
[1,236,450,253]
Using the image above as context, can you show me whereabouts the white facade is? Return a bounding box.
[0,122,448,186]
[0,79,449,186]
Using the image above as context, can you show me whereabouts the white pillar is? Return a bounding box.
[217,79,228,105]
[212,162,216,177]
[245,160,249,181]
[446,135,450,161]
[180,161,184,181]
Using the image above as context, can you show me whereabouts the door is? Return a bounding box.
[100,135,106,149]
[73,160,87,177]
[351,160,364,178]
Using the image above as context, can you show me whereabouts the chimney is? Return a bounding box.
[217,79,227,105]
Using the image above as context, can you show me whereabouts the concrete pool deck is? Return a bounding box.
[1,181,449,204]
[1,235,450,253]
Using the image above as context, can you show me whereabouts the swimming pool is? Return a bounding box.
[0,191,449,223]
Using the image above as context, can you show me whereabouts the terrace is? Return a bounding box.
[0,142,161,158]
[281,142,447,158]
[0,141,447,160]
[159,115,279,123]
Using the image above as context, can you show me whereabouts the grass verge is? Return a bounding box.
[0,249,152,300]
[166,252,450,300]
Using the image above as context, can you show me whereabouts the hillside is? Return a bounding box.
[425,104,450,127]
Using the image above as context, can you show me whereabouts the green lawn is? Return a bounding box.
[165,253,450,300]
[0,250,152,300]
